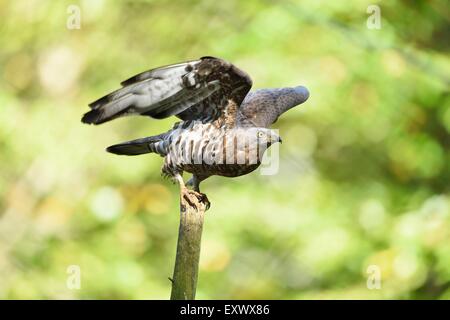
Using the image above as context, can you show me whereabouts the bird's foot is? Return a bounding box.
[180,188,210,211]
[196,192,210,211]
[181,188,198,209]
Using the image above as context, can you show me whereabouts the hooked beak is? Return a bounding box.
[278,137,283,144]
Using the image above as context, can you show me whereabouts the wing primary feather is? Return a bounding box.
[81,57,253,125]
[120,60,200,86]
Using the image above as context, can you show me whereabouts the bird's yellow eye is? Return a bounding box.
[257,131,264,138]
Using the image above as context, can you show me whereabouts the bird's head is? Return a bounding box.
[255,128,282,146]
[230,127,280,164]
[241,127,282,149]
[233,127,280,147]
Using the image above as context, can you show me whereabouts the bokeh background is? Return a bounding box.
[1,0,449,299]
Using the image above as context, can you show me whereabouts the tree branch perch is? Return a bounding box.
[170,192,207,300]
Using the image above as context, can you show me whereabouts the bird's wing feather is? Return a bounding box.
[237,87,309,128]
[81,57,252,125]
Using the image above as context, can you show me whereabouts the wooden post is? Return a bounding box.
[170,193,207,300]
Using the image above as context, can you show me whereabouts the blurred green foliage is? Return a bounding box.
[0,0,449,299]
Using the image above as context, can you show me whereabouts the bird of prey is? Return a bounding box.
[82,56,309,209]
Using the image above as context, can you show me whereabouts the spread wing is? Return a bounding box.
[237,86,309,128]
[81,56,252,125]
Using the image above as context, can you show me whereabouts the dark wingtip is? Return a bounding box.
[81,109,102,125]
[200,55,219,60]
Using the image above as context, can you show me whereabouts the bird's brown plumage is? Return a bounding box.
[82,56,309,195]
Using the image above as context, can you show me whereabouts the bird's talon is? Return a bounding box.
[180,188,210,211]
[181,190,198,209]
[192,191,210,211]
[198,193,211,210]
